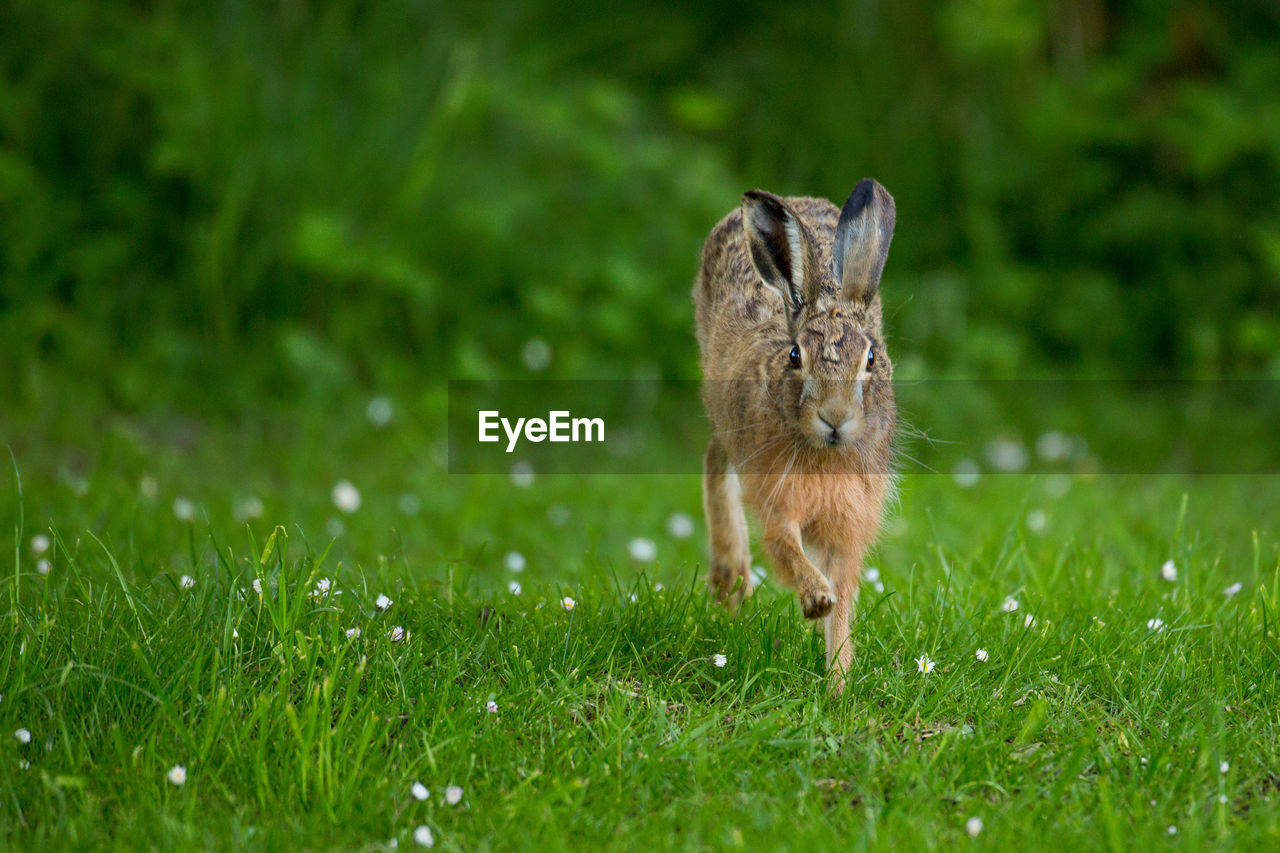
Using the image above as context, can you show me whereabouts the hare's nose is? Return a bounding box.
[817,410,853,433]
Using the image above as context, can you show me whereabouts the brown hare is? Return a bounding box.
[693,180,897,693]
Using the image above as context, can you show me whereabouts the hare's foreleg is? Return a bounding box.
[817,548,861,695]
[763,521,834,619]
[702,441,753,609]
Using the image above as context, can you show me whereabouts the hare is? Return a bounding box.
[693,180,897,693]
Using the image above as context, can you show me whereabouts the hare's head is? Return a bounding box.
[742,180,896,451]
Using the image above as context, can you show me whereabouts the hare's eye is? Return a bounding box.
[866,346,875,371]
[789,344,802,370]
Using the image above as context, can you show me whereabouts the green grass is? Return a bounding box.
[4,393,1280,850]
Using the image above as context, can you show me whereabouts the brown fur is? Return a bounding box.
[693,183,898,694]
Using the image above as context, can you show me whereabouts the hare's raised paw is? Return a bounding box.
[799,584,835,619]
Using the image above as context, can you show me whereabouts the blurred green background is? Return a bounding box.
[4,0,1280,421]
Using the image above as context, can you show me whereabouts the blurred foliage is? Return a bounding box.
[2,0,1280,413]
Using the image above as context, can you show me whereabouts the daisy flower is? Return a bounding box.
[1024,614,1037,628]
[1160,560,1177,582]
[1001,596,1019,613]
[389,626,408,643]
[167,765,187,786]
[1224,582,1243,597]
[561,596,576,611]
[414,825,435,848]
[376,593,394,611]
[15,728,31,744]
[345,627,362,639]
[173,497,196,521]
[915,654,935,675]
[666,513,694,539]
[445,785,463,805]
[628,537,657,562]
[966,817,983,837]
[36,559,51,576]
[332,480,361,513]
[486,700,498,714]
[504,551,526,572]
[179,575,195,590]
[975,649,989,662]
[1146,618,1165,632]
[30,534,50,555]
[508,581,522,595]
[712,653,727,668]
[1220,760,1229,774]
[411,782,429,801]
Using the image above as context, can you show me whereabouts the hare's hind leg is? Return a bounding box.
[702,440,753,609]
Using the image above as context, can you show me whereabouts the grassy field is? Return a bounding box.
[4,393,1280,850]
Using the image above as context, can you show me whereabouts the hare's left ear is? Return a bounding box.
[742,190,817,329]
[833,179,895,303]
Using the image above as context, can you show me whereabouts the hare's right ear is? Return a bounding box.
[742,190,814,329]
[833,179,895,303]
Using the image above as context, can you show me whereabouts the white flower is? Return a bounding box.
[411,782,429,801]
[666,513,695,539]
[1002,597,1019,613]
[36,559,51,576]
[509,461,535,488]
[965,816,983,837]
[366,396,394,427]
[180,575,195,590]
[445,785,463,805]
[1024,614,1037,628]
[332,481,361,513]
[504,551,526,572]
[1167,826,1177,836]
[1218,794,1229,804]
[486,700,498,714]
[864,567,881,583]
[1146,618,1165,632]
[251,578,263,595]
[345,627,361,639]
[521,338,552,372]
[975,649,989,662]
[628,537,657,562]
[15,728,31,744]
[414,825,435,848]
[234,496,264,521]
[713,653,727,668]
[508,581,522,595]
[1224,582,1243,597]
[915,654,935,675]
[376,593,394,611]
[311,577,334,599]
[986,438,1029,472]
[1026,509,1047,533]
[389,626,408,643]
[167,765,187,786]
[173,497,196,521]
[30,534,50,555]
[561,596,576,611]
[1220,760,1229,774]
[653,582,664,592]
[1160,560,1177,582]
[952,459,980,488]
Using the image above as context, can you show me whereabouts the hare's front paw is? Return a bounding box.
[707,559,753,609]
[798,583,835,619]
